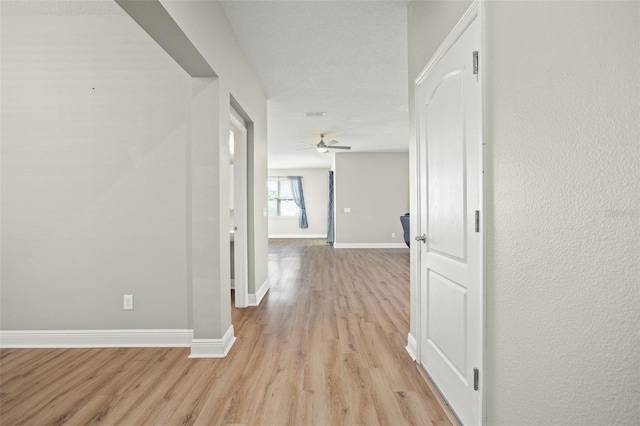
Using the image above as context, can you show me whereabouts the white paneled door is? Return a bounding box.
[415,5,483,425]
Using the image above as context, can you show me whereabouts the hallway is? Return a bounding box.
[0,240,454,425]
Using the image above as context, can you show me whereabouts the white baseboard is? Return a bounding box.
[189,325,236,358]
[334,242,408,249]
[268,234,326,239]
[249,278,270,306]
[0,329,193,348]
[406,332,418,361]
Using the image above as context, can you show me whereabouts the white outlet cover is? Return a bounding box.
[123,294,134,310]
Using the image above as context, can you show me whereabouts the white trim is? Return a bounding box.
[249,278,271,306]
[230,106,246,127]
[406,333,418,361]
[479,2,487,424]
[189,325,236,358]
[0,329,193,348]
[415,0,481,85]
[333,243,408,249]
[268,234,326,239]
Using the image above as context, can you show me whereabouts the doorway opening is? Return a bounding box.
[230,106,249,308]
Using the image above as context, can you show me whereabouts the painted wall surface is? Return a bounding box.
[334,153,409,245]
[409,1,640,424]
[159,0,269,298]
[268,168,329,237]
[1,0,269,342]
[484,2,639,424]
[1,7,191,329]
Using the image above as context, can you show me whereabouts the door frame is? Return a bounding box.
[413,1,485,423]
[230,107,249,308]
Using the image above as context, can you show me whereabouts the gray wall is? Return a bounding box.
[483,2,639,423]
[268,168,329,237]
[1,0,270,339]
[334,152,409,246]
[1,7,191,330]
[409,1,640,424]
[158,0,269,301]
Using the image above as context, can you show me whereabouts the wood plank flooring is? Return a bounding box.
[0,239,456,425]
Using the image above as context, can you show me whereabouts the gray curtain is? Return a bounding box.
[288,176,308,229]
[326,171,334,244]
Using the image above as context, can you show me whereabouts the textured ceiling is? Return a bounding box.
[220,0,410,169]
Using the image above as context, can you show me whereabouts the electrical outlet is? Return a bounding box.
[123,294,134,310]
[392,232,396,238]
[343,207,351,213]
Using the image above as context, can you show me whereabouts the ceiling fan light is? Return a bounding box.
[316,146,328,153]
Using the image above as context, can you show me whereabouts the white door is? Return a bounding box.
[230,108,248,308]
[415,8,483,425]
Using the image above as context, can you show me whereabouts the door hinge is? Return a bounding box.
[474,368,480,391]
[475,210,480,233]
[473,51,479,75]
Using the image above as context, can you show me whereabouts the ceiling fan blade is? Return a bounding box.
[326,139,340,146]
[327,145,351,150]
[296,146,317,150]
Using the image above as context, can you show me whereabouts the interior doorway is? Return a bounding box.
[230,107,249,308]
[414,3,484,424]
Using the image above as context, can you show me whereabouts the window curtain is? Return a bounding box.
[288,176,308,229]
[326,171,334,244]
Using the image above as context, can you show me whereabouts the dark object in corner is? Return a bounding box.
[400,213,410,248]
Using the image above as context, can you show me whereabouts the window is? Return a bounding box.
[268,178,299,217]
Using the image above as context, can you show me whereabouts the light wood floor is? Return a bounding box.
[0,239,456,425]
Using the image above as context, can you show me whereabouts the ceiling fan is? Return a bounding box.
[299,134,351,153]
